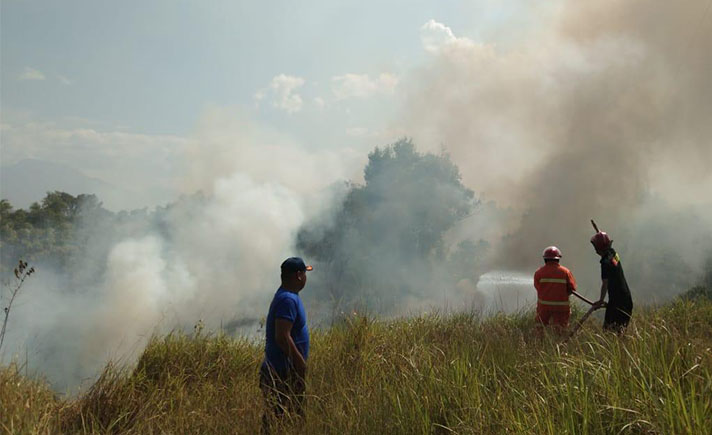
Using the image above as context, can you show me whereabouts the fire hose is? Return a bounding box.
[567,291,606,340]
[564,218,608,339]
[572,290,598,306]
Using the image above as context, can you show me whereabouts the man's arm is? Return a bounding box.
[275,318,307,378]
[567,270,577,295]
[594,279,608,308]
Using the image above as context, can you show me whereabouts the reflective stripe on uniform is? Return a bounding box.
[539,278,567,284]
[538,299,570,306]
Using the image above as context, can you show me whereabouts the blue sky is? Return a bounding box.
[1,1,523,133]
[2,0,541,209]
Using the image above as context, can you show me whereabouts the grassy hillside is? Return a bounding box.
[2,300,711,434]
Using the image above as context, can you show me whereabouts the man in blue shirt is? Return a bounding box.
[260,257,312,431]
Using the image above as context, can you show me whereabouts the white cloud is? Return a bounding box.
[58,75,73,85]
[345,126,407,140]
[18,67,46,81]
[420,19,477,54]
[345,127,370,137]
[184,106,351,195]
[331,73,399,100]
[1,120,188,209]
[255,74,305,113]
[313,97,326,109]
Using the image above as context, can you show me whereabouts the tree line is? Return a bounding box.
[1,193,109,272]
[1,139,710,308]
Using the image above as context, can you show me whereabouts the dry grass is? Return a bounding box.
[2,300,711,434]
[0,363,60,434]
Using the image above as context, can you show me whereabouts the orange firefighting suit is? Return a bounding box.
[533,262,577,329]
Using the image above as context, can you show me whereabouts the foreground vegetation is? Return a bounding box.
[2,299,711,434]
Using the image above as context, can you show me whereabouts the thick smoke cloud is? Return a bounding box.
[1,109,346,391]
[402,0,712,291]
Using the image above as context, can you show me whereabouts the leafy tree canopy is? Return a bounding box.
[297,139,480,312]
[0,192,111,271]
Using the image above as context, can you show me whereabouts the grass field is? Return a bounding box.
[2,299,711,434]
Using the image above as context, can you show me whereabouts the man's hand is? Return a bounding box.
[294,358,307,380]
[597,280,609,309]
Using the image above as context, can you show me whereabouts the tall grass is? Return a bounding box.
[2,300,711,434]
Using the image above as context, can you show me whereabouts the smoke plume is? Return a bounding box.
[402,0,712,289]
[1,109,346,391]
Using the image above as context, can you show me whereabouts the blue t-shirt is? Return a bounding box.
[263,287,309,375]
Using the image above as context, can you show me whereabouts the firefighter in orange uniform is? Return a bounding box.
[534,246,577,335]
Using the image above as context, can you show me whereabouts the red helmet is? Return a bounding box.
[542,246,562,260]
[590,232,612,251]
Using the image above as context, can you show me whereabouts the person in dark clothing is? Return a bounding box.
[590,231,633,333]
[260,257,312,433]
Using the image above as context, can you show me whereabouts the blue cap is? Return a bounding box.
[280,257,313,273]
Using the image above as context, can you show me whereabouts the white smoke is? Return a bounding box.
[1,108,347,390]
[401,1,712,289]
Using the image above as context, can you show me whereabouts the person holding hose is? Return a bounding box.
[590,228,633,333]
[534,246,577,336]
[260,257,312,432]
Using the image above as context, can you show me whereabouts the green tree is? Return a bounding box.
[0,192,112,271]
[298,139,477,312]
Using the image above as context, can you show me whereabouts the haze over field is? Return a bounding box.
[1,0,711,390]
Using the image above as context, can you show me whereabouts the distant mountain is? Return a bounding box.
[0,159,127,210]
